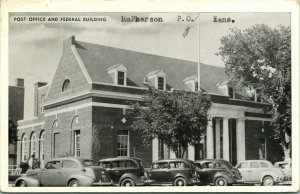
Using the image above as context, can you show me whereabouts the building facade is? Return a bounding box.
[16,36,283,168]
[9,78,25,166]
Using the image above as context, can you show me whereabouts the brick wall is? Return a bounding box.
[91,106,152,167]
[46,38,91,103]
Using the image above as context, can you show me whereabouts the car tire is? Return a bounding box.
[120,178,136,187]
[174,177,187,186]
[68,179,80,187]
[215,177,228,186]
[262,176,274,186]
[17,180,27,187]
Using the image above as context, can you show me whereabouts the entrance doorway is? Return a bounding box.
[229,119,237,165]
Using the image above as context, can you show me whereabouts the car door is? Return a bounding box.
[110,160,126,183]
[196,162,216,185]
[125,160,139,176]
[99,161,118,182]
[40,160,63,186]
[248,161,261,182]
[169,161,190,182]
[236,162,250,182]
[61,160,81,184]
[148,162,170,183]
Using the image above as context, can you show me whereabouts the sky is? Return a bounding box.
[8,12,290,119]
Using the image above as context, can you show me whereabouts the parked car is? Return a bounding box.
[14,157,112,187]
[274,161,292,183]
[98,157,145,186]
[144,159,200,186]
[235,160,284,186]
[194,159,241,186]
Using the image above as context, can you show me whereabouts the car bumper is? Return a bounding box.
[92,182,114,186]
[188,178,201,185]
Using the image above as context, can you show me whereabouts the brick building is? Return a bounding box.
[9,78,25,166]
[16,36,282,168]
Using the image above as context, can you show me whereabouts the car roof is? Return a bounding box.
[194,159,230,163]
[48,157,94,163]
[153,158,193,163]
[98,157,141,162]
[238,160,270,162]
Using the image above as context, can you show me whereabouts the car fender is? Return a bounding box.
[118,173,142,186]
[214,172,235,184]
[174,173,189,181]
[66,174,95,186]
[260,169,284,183]
[15,176,40,187]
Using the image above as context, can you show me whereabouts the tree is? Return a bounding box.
[9,118,18,144]
[217,24,291,160]
[128,88,212,158]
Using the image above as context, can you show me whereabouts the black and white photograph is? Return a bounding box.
[1,0,299,192]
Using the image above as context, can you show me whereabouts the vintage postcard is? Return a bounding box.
[0,0,299,192]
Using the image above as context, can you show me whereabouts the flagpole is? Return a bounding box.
[197,12,201,91]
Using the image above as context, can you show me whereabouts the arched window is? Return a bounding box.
[62,79,71,92]
[39,131,45,161]
[30,132,37,157]
[39,131,45,168]
[21,135,28,162]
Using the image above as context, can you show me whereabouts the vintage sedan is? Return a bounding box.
[194,159,241,186]
[144,159,200,186]
[14,157,112,187]
[98,157,145,186]
[274,161,292,183]
[235,160,284,186]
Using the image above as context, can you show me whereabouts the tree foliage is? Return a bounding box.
[128,88,212,158]
[9,118,18,144]
[217,24,291,156]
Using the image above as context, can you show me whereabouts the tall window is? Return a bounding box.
[21,135,28,162]
[228,87,234,98]
[40,95,45,113]
[259,138,267,159]
[117,130,129,156]
[30,133,37,156]
[195,82,199,91]
[158,77,164,90]
[39,132,45,161]
[74,130,80,157]
[62,79,71,92]
[117,71,125,85]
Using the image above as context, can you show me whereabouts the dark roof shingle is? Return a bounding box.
[75,40,229,94]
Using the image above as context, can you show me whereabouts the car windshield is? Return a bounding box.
[222,161,233,169]
[83,160,97,166]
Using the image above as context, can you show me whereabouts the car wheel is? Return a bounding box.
[68,179,80,187]
[120,178,135,187]
[262,176,274,186]
[174,177,187,186]
[215,177,228,186]
[17,180,27,187]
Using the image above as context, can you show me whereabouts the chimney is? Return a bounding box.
[15,78,24,87]
[34,82,47,117]
[63,35,76,50]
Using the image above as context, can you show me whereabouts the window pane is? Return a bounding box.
[126,160,136,168]
[117,131,129,156]
[261,162,268,168]
[240,162,248,168]
[63,160,78,168]
[158,77,164,90]
[250,162,259,168]
[117,71,125,85]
